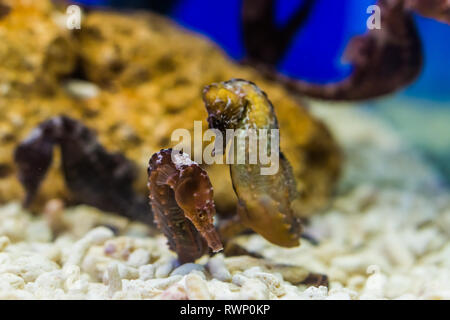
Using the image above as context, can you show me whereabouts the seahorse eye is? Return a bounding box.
[197,210,207,220]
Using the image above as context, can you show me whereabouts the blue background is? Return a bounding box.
[74,0,450,101]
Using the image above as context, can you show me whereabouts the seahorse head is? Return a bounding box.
[203,79,276,132]
[202,79,250,132]
[173,162,223,252]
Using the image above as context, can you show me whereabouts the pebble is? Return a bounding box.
[207,255,231,281]
[0,236,10,251]
[139,264,155,281]
[105,263,122,297]
[127,249,150,267]
[159,283,187,300]
[155,259,176,278]
[185,273,211,300]
[147,275,183,290]
[65,227,114,266]
[171,263,205,277]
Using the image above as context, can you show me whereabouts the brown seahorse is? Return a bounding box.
[147,148,223,263]
[202,79,303,247]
